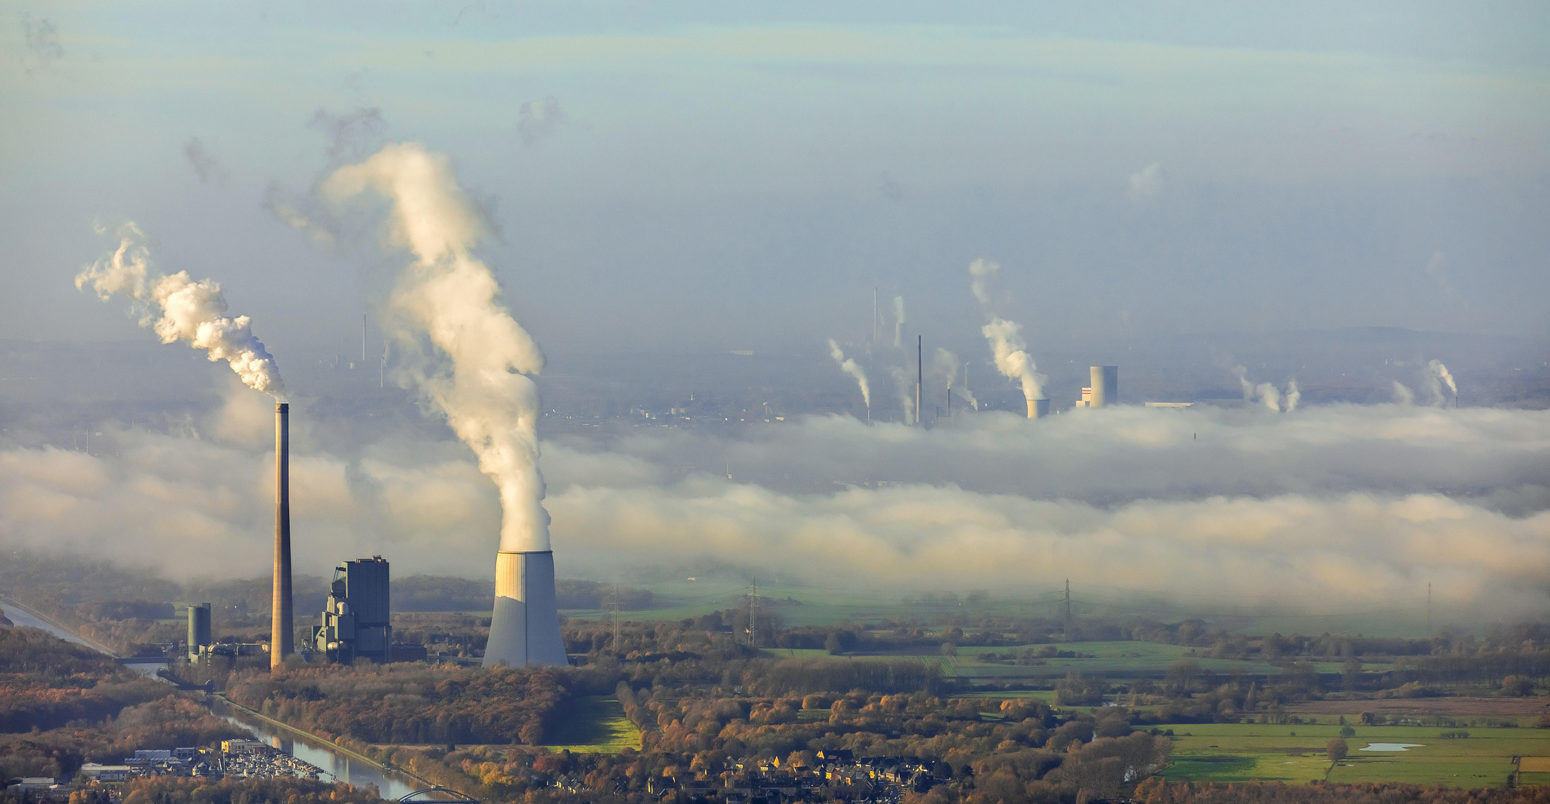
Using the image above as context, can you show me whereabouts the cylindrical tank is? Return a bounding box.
[1090,366,1118,408]
[188,603,211,657]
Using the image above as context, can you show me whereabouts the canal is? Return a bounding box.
[2,598,429,801]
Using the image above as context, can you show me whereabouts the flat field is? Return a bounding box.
[542,696,642,754]
[1160,721,1550,788]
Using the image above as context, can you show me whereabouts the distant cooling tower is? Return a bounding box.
[271,403,293,671]
[1090,366,1118,408]
[1026,396,1051,419]
[484,550,568,667]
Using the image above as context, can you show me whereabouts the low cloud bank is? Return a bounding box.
[2,398,1545,621]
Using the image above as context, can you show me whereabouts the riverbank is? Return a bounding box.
[0,594,121,658]
[211,694,441,792]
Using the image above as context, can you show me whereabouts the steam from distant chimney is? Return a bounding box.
[966,258,1044,416]
[1426,360,1458,406]
[1233,365,1299,413]
[826,338,871,417]
[320,143,548,553]
[892,296,905,349]
[888,365,916,425]
[76,222,286,399]
[1392,381,1416,406]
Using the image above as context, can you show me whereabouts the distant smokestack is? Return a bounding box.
[271,402,293,670]
[484,550,567,667]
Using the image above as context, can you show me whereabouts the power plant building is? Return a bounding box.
[1074,366,1118,409]
[312,556,392,664]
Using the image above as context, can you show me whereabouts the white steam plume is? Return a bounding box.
[982,318,1043,403]
[932,348,960,392]
[968,258,1044,407]
[1427,360,1458,406]
[320,142,549,553]
[826,338,871,417]
[968,257,999,306]
[1233,365,1300,413]
[892,295,905,349]
[75,223,286,399]
[888,365,916,425]
[1392,381,1416,406]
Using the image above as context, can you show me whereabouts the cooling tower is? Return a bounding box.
[1029,396,1051,419]
[1090,366,1118,408]
[271,403,293,671]
[483,550,568,667]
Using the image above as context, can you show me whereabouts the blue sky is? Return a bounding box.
[3,2,1547,360]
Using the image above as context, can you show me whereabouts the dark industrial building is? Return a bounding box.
[312,556,391,664]
[187,603,211,660]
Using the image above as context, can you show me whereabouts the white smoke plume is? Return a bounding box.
[968,258,1044,407]
[959,363,979,411]
[982,318,1044,404]
[968,257,999,306]
[932,348,959,392]
[75,223,286,399]
[826,338,871,417]
[1233,365,1299,413]
[892,295,905,349]
[1392,381,1416,406]
[320,142,550,553]
[888,365,916,425]
[1427,359,1458,406]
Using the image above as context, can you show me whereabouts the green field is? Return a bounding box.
[764,640,1317,684]
[1160,722,1550,788]
[542,696,642,754]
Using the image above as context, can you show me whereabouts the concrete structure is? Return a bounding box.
[483,550,568,667]
[312,556,392,663]
[1026,396,1050,419]
[187,603,211,660]
[271,402,293,670]
[1074,366,1119,409]
[1090,365,1118,408]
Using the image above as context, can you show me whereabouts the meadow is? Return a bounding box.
[1159,721,1550,788]
[541,695,642,754]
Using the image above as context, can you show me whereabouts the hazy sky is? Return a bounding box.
[3,2,1548,361]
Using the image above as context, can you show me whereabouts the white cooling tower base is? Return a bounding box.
[483,550,568,667]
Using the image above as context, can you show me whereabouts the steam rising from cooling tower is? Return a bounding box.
[826,339,871,418]
[76,223,286,399]
[1427,359,1458,406]
[322,144,547,554]
[1392,381,1416,406]
[967,258,1045,417]
[1233,366,1298,413]
[317,142,563,666]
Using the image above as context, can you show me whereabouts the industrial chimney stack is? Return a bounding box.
[271,402,293,671]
